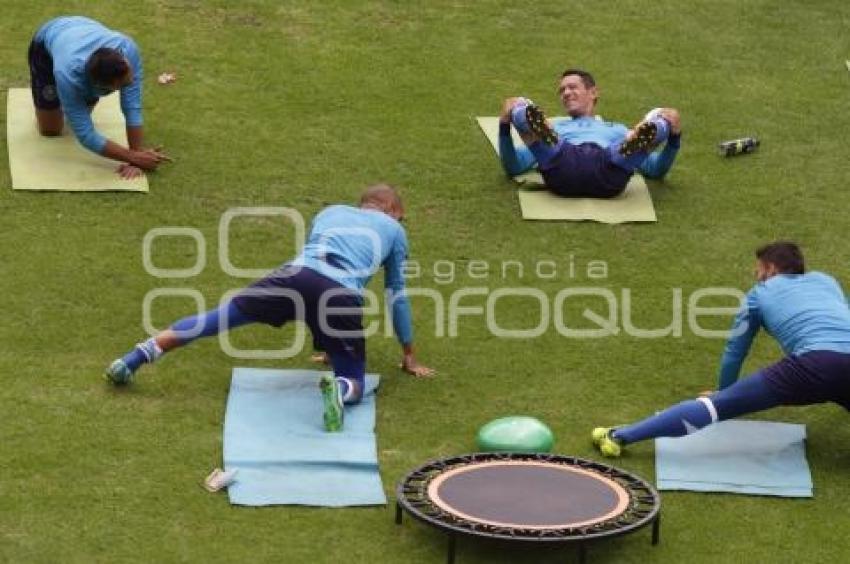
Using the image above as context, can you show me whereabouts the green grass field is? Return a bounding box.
[2,1,850,562]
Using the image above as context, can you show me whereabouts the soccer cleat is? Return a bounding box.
[591,426,623,458]
[319,374,344,432]
[619,120,658,157]
[524,103,559,146]
[105,359,133,386]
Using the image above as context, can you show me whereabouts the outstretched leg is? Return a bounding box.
[105,300,255,384]
[592,372,783,456]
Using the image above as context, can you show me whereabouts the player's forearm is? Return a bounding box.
[716,355,743,390]
[391,293,414,346]
[126,126,144,151]
[101,139,135,164]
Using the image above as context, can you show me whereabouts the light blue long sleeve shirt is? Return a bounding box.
[498,116,680,179]
[35,16,143,153]
[288,206,413,345]
[717,272,850,389]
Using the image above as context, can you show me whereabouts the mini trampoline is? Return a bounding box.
[395,453,660,563]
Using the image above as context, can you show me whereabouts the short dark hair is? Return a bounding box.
[756,241,805,274]
[86,48,129,86]
[562,68,596,89]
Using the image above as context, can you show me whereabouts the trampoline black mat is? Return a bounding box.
[395,453,661,563]
[428,460,629,529]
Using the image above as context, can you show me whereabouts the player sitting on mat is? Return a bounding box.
[28,16,169,179]
[106,184,434,431]
[498,68,681,198]
[592,241,850,456]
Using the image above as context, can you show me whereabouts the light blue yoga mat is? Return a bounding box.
[223,368,386,506]
[656,420,813,498]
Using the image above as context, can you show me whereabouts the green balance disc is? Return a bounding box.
[476,416,555,453]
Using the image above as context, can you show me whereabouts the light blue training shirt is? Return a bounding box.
[499,116,680,179]
[718,272,850,389]
[289,205,413,345]
[35,16,143,153]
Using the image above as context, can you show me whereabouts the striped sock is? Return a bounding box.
[337,377,355,404]
[613,397,715,445]
[122,338,163,372]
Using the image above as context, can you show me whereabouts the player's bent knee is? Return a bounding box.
[344,387,364,405]
[695,396,719,422]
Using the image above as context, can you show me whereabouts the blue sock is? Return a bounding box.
[120,301,254,374]
[613,372,783,445]
[122,345,149,372]
[121,338,161,372]
[613,397,715,444]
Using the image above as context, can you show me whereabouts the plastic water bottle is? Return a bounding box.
[719,137,760,156]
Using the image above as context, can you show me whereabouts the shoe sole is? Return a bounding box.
[320,376,344,432]
[525,104,559,146]
[619,121,658,157]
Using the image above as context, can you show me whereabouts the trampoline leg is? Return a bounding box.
[395,501,402,525]
[652,513,661,545]
[447,534,456,564]
[577,543,587,564]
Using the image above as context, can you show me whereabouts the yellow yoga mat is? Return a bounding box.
[6,88,148,192]
[476,116,655,223]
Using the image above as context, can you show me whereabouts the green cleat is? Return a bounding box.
[525,103,559,146]
[619,120,658,157]
[591,426,623,458]
[105,359,133,386]
[319,374,344,432]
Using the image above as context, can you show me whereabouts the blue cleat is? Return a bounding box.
[105,359,133,386]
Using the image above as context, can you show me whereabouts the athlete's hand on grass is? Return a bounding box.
[130,146,172,171]
[401,354,435,378]
[116,163,143,179]
[698,389,715,398]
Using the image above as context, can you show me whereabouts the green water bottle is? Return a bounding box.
[719,137,760,157]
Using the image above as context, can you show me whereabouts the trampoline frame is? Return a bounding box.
[395,452,661,563]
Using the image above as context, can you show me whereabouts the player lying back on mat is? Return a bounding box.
[593,241,850,456]
[499,68,681,198]
[106,184,434,431]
